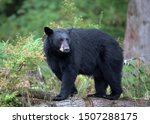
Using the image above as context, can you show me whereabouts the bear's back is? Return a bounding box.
[70,28,117,52]
[71,28,114,43]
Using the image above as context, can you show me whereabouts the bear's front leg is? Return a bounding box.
[53,66,77,101]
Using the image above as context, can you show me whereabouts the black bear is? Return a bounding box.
[44,27,123,101]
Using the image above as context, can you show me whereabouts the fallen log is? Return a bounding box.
[48,97,150,107]
[17,89,150,107]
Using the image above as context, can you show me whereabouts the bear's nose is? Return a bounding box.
[64,48,70,53]
[59,40,70,53]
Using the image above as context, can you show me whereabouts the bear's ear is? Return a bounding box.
[44,27,53,36]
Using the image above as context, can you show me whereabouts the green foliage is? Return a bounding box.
[0,42,8,66]
[3,35,43,72]
[36,63,61,94]
[0,0,127,41]
[0,0,61,40]
[122,59,150,99]
[0,91,21,107]
[0,35,43,93]
[48,0,100,29]
[74,0,127,39]
[0,35,44,106]
[76,75,94,98]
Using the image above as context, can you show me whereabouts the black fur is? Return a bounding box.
[44,27,123,101]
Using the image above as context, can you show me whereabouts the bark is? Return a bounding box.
[49,97,150,107]
[124,0,150,63]
[17,89,150,107]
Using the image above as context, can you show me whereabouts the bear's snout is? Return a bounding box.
[59,40,70,53]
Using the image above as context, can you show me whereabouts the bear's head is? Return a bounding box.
[44,27,72,53]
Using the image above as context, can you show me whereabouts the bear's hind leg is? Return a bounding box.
[106,74,122,100]
[101,64,122,100]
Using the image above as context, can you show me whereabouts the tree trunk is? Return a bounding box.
[124,0,150,63]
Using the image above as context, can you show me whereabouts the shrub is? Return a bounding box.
[0,35,44,106]
[123,59,150,99]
